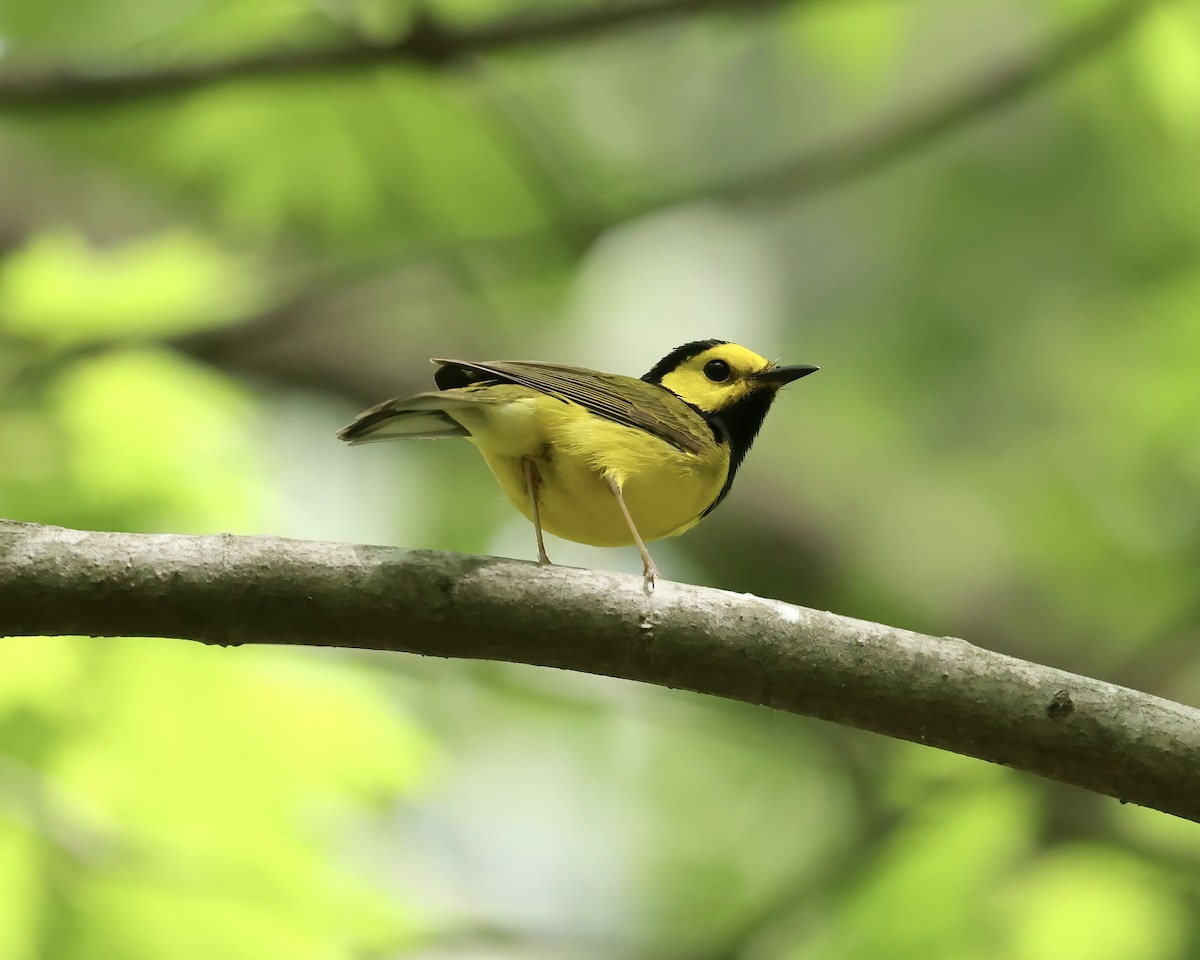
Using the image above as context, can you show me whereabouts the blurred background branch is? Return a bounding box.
[660,0,1160,207]
[0,0,794,110]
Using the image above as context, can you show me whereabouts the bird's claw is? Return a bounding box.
[642,563,659,595]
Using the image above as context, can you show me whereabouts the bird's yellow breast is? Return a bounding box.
[447,391,728,547]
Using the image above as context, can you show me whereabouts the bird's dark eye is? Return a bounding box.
[704,359,732,382]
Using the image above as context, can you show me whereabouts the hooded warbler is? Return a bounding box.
[337,340,817,589]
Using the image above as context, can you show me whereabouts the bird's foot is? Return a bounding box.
[642,561,659,595]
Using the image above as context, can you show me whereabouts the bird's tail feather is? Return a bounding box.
[336,391,492,444]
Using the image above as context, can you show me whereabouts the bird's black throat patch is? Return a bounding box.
[699,388,778,517]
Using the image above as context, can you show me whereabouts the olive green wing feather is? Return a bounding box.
[432,358,710,455]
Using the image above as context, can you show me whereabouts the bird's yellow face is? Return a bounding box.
[653,342,779,413]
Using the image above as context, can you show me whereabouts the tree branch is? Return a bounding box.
[2,521,1198,823]
[0,0,791,111]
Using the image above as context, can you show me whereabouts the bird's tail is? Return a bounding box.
[336,391,486,444]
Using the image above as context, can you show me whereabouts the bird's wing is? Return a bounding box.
[431,358,710,455]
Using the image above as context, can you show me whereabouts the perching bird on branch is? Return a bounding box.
[337,340,817,589]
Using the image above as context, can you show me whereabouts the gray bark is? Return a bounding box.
[2,520,1198,822]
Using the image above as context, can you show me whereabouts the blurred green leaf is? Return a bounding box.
[784,0,904,90]
[9,73,550,251]
[1131,4,1200,140]
[0,820,40,960]
[0,0,327,59]
[0,637,431,960]
[0,230,265,344]
[791,784,1035,960]
[46,349,264,533]
[1001,846,1187,960]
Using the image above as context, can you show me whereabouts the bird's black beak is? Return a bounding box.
[752,363,819,388]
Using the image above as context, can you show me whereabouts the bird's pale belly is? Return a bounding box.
[454,395,727,548]
[479,447,725,547]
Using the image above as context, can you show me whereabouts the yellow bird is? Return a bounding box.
[337,340,817,588]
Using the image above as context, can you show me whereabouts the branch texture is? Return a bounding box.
[0,0,790,111]
[2,521,1198,822]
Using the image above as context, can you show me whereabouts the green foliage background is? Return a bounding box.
[2,0,1200,957]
